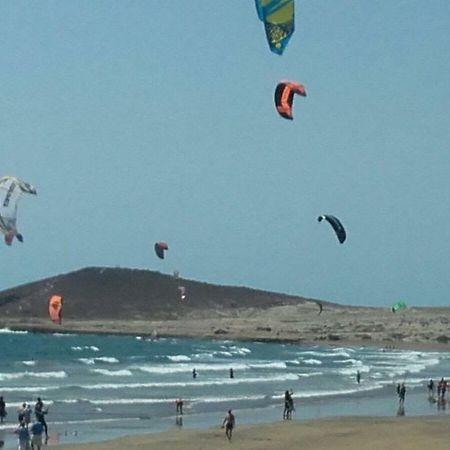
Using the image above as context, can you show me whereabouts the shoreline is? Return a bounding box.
[51,416,450,450]
[1,320,450,353]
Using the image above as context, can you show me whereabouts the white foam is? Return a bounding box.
[90,369,133,377]
[72,346,100,352]
[0,328,27,334]
[302,359,322,365]
[167,355,191,362]
[0,370,67,381]
[133,361,286,375]
[79,373,299,390]
[78,357,119,365]
[21,361,36,366]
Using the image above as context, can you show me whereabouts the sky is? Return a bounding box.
[0,1,449,307]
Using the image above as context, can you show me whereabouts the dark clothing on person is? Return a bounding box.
[222,410,235,440]
[230,368,234,379]
[0,397,6,423]
[176,399,183,415]
[399,383,406,405]
[192,369,197,379]
[356,371,361,384]
[34,399,48,437]
[283,390,294,420]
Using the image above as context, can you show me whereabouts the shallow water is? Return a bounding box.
[0,329,449,448]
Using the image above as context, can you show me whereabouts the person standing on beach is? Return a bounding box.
[34,398,48,439]
[0,397,6,423]
[427,379,434,398]
[23,403,32,429]
[14,421,30,450]
[30,420,44,450]
[399,383,406,406]
[222,409,235,440]
[283,390,294,420]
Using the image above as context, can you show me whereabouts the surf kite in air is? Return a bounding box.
[255,0,295,55]
[0,176,37,246]
[274,81,306,120]
[392,301,407,313]
[318,215,346,244]
[48,295,63,324]
[154,242,168,259]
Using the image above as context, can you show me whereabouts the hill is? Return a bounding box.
[0,266,324,321]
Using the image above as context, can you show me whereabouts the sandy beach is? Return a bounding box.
[51,416,450,450]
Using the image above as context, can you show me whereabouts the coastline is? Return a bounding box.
[2,313,450,352]
[51,416,450,450]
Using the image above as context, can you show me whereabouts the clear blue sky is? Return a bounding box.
[1,1,449,307]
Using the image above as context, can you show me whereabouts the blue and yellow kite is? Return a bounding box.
[255,0,295,55]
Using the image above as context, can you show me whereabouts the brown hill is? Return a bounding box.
[0,266,326,322]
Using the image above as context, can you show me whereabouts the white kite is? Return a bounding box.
[0,176,37,245]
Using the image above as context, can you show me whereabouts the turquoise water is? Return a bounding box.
[0,329,449,448]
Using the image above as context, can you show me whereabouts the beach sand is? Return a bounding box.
[52,416,450,450]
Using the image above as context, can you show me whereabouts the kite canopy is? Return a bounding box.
[0,176,37,246]
[274,81,306,120]
[48,295,63,324]
[154,242,168,259]
[318,214,346,244]
[255,0,295,55]
[392,301,407,313]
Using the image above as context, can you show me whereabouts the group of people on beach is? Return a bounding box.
[427,378,449,405]
[0,396,49,450]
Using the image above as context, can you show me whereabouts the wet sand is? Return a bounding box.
[52,416,450,450]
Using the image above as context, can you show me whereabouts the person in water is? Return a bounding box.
[176,398,183,415]
[356,370,361,384]
[192,368,197,379]
[222,409,235,440]
[0,396,6,423]
[229,368,234,379]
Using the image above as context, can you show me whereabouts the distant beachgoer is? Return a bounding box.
[230,368,234,379]
[356,370,361,384]
[396,383,401,396]
[399,383,406,406]
[427,379,434,397]
[17,403,26,424]
[176,398,183,415]
[192,368,197,379]
[441,378,447,400]
[34,398,48,438]
[288,390,295,419]
[14,422,30,450]
[0,397,6,423]
[283,390,293,420]
[23,404,32,428]
[30,420,44,450]
[222,409,235,440]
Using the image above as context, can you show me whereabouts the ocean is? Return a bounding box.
[0,328,449,448]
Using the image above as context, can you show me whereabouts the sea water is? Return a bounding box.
[0,329,449,448]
